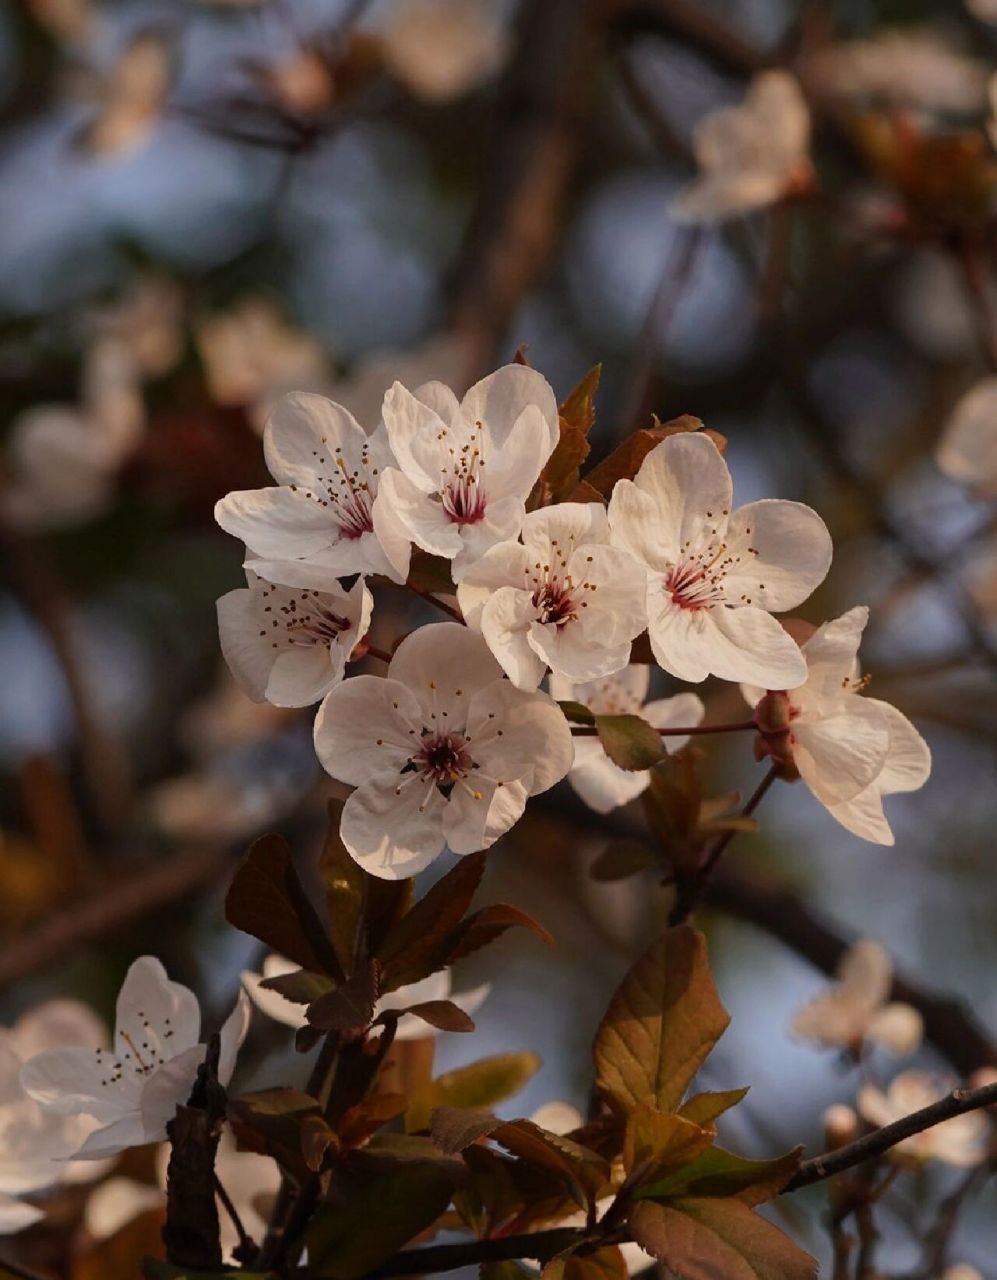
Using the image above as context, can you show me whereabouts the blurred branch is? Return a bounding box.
[0,844,228,990]
[0,517,131,833]
[612,0,769,75]
[708,863,997,1074]
[785,1079,997,1189]
[452,0,607,372]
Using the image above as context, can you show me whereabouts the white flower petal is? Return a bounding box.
[115,957,201,1062]
[73,1113,151,1161]
[381,382,452,493]
[484,404,559,500]
[457,543,532,630]
[263,392,368,489]
[825,785,895,845]
[138,1045,207,1142]
[217,587,278,703]
[837,940,893,1008]
[266,645,343,708]
[0,1192,46,1234]
[797,608,869,700]
[314,676,423,787]
[443,774,531,853]
[214,486,341,561]
[466,681,574,794]
[217,990,251,1087]
[480,587,549,690]
[721,499,832,612]
[377,467,463,559]
[387,622,503,714]
[340,777,447,880]
[632,433,733,559]
[567,755,650,813]
[20,1047,132,1123]
[867,700,931,795]
[460,364,558,454]
[241,967,304,1030]
[794,701,890,806]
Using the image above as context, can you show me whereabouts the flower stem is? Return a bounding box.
[364,644,393,665]
[214,1173,257,1263]
[668,764,778,926]
[407,583,464,622]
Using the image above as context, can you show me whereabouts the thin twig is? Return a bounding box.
[406,583,463,623]
[784,1081,997,1190]
[214,1173,257,1262]
[669,765,778,925]
[918,1164,988,1278]
[571,719,757,737]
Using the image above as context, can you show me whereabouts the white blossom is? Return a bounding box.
[810,29,990,114]
[329,333,471,432]
[215,390,411,583]
[378,364,560,582]
[217,564,372,708]
[549,667,704,813]
[0,1001,111,1234]
[936,377,997,498]
[2,338,145,531]
[608,432,831,687]
[313,622,574,879]
[197,298,330,432]
[375,0,509,103]
[857,1071,989,1167]
[673,72,812,223]
[242,953,490,1041]
[791,940,923,1056]
[456,504,647,690]
[20,957,250,1160]
[743,607,931,845]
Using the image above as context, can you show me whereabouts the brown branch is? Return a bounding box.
[785,1081,997,1190]
[707,863,997,1074]
[570,719,757,737]
[0,844,228,990]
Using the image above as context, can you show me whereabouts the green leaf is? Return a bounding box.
[259,968,335,1005]
[593,926,729,1116]
[590,839,658,882]
[679,1088,750,1128]
[543,1247,628,1280]
[433,1052,542,1111]
[628,1197,817,1280]
[558,700,595,725]
[595,715,665,771]
[306,961,380,1032]
[633,1145,803,1206]
[225,834,339,978]
[320,798,366,977]
[306,1159,456,1279]
[622,1104,714,1182]
[376,853,487,991]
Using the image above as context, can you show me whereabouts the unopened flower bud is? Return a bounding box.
[823,1104,859,1149]
[752,691,800,779]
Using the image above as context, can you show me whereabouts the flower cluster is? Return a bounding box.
[211,360,931,876]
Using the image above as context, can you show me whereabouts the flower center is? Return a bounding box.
[260,583,351,650]
[291,450,376,540]
[664,529,759,611]
[412,731,473,792]
[531,580,577,627]
[442,474,487,525]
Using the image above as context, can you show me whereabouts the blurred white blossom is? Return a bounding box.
[857,1071,989,1166]
[936,377,997,498]
[376,0,509,103]
[791,940,923,1055]
[673,71,812,223]
[810,29,989,113]
[0,1001,111,1234]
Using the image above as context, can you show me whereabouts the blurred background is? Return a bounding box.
[0,0,995,1274]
